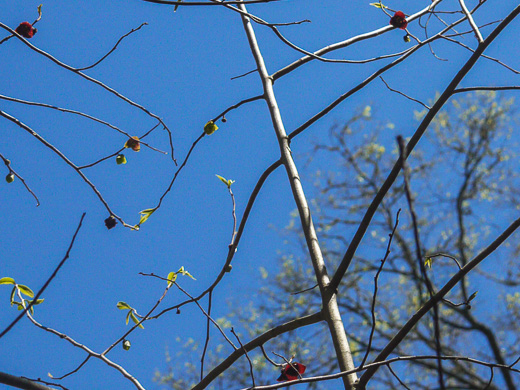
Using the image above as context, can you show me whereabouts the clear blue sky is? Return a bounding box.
[1,1,519,389]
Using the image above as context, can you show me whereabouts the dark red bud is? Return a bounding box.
[277,362,306,382]
[105,216,117,229]
[390,11,408,30]
[15,22,37,38]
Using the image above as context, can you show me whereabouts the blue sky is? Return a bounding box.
[1,1,520,389]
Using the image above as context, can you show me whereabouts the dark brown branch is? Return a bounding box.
[0,372,55,390]
[76,23,148,71]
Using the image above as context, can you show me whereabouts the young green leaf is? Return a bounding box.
[117,301,132,310]
[0,277,15,285]
[468,291,478,303]
[10,287,16,305]
[177,267,196,280]
[130,312,145,329]
[424,257,433,269]
[182,271,196,280]
[18,284,34,298]
[138,208,156,225]
[167,272,177,288]
[369,2,387,9]
[126,310,132,325]
[215,175,234,188]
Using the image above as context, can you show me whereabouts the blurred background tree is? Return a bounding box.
[157,91,520,389]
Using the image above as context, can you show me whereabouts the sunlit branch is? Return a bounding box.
[272,0,443,81]
[288,7,487,141]
[458,0,484,43]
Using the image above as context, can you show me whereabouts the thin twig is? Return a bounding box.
[386,363,411,390]
[212,95,264,122]
[398,135,445,389]
[231,69,257,80]
[379,77,430,109]
[0,111,131,227]
[201,290,213,380]
[0,152,40,206]
[360,209,401,368]
[0,213,86,340]
[0,22,176,163]
[231,327,256,387]
[0,94,167,154]
[76,23,148,71]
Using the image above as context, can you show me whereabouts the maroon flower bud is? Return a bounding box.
[390,11,408,30]
[15,22,37,38]
[105,216,117,230]
[124,136,140,152]
[277,362,306,382]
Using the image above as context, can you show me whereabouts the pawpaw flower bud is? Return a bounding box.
[124,136,140,152]
[277,362,306,382]
[403,34,411,43]
[5,173,15,183]
[116,154,127,165]
[390,11,408,30]
[225,264,232,272]
[105,216,117,229]
[204,120,218,135]
[123,340,131,351]
[15,22,37,38]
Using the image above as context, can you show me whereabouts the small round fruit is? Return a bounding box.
[5,173,15,183]
[116,154,127,165]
